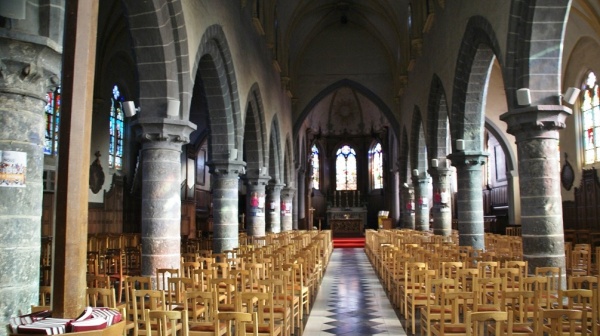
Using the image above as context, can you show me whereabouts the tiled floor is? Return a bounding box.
[303,248,407,336]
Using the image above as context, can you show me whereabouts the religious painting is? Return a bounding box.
[0,151,27,187]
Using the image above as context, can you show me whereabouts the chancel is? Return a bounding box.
[327,190,367,237]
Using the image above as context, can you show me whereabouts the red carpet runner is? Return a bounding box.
[332,237,365,248]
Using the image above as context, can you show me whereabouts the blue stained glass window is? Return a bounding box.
[44,87,61,155]
[311,144,319,190]
[582,72,599,165]
[371,143,383,189]
[336,145,357,190]
[110,85,124,170]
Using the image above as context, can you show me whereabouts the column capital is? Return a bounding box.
[412,174,431,185]
[244,176,271,186]
[208,160,246,178]
[266,182,286,192]
[447,152,488,168]
[428,166,452,177]
[500,105,572,140]
[134,117,197,150]
[281,186,296,199]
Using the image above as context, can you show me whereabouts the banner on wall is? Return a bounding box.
[0,151,27,187]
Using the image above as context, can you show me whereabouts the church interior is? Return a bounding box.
[2,0,600,335]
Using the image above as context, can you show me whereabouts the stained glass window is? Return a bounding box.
[336,145,357,190]
[109,84,125,170]
[310,144,320,189]
[582,72,600,165]
[371,143,383,189]
[44,87,60,155]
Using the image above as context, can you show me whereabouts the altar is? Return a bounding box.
[327,207,367,237]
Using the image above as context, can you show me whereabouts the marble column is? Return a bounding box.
[281,186,295,231]
[429,165,453,237]
[0,35,61,325]
[266,182,285,233]
[401,184,415,229]
[501,106,570,276]
[412,173,431,231]
[136,118,195,286]
[208,160,245,253]
[447,152,487,250]
[244,176,270,237]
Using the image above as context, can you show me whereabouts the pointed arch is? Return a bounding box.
[268,116,283,183]
[410,107,427,174]
[427,74,451,164]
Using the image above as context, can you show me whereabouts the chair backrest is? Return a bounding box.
[217,312,258,336]
[166,277,194,310]
[466,311,510,336]
[237,292,277,334]
[155,268,179,292]
[145,310,188,336]
[131,289,166,336]
[500,290,537,325]
[568,275,598,290]
[185,290,217,323]
[181,261,201,279]
[538,309,588,336]
[86,274,111,289]
[86,287,117,308]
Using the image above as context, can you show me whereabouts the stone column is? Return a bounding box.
[0,35,61,325]
[208,160,245,253]
[401,184,415,229]
[412,172,431,231]
[296,168,305,230]
[281,186,295,231]
[447,152,487,249]
[429,164,453,237]
[244,176,270,237]
[390,169,400,228]
[136,118,195,284]
[501,106,570,276]
[266,182,284,233]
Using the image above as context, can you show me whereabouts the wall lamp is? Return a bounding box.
[563,87,581,105]
[123,101,139,117]
[456,139,465,151]
[516,88,531,106]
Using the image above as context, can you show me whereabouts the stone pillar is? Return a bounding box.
[244,176,270,237]
[390,169,400,227]
[136,118,195,284]
[447,152,487,249]
[0,34,61,325]
[208,160,245,253]
[501,106,570,276]
[296,168,305,230]
[281,186,295,231]
[412,172,431,231]
[266,182,284,233]
[401,184,415,229]
[429,165,453,237]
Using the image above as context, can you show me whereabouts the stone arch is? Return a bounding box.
[484,117,516,174]
[410,107,427,174]
[505,0,572,107]
[268,116,283,183]
[284,135,294,187]
[427,74,450,164]
[121,0,189,117]
[450,16,502,152]
[192,25,243,162]
[399,127,410,185]
[243,83,268,176]
[293,78,399,139]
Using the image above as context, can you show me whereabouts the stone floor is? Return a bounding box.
[303,248,407,336]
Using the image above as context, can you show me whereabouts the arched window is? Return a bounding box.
[310,144,319,190]
[582,72,600,165]
[44,87,60,155]
[370,142,383,189]
[336,145,357,190]
[109,84,125,170]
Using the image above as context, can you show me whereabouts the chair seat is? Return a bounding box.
[433,323,467,334]
[189,321,227,332]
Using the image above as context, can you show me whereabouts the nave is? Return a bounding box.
[305,248,406,336]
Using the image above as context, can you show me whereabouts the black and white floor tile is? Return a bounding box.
[304,248,406,336]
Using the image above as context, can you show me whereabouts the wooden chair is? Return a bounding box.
[131,289,166,336]
[430,291,477,336]
[237,291,282,336]
[473,277,503,312]
[535,266,561,309]
[86,287,118,308]
[192,268,213,292]
[420,277,456,336]
[537,309,590,336]
[406,269,437,334]
[288,262,310,323]
[500,290,537,335]
[87,274,112,289]
[187,291,227,336]
[468,311,511,336]
[104,250,126,304]
[400,261,428,316]
[181,261,201,279]
[144,310,187,336]
[498,267,522,292]
[39,286,52,307]
[568,275,598,290]
[217,312,258,336]
[258,276,292,336]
